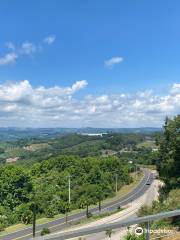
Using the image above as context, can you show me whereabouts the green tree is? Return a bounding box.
[0,165,32,210]
[157,115,180,191]
[77,184,97,218]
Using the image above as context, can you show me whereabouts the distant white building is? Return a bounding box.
[80,133,107,137]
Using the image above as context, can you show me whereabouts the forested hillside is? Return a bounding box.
[0,155,131,230]
[0,131,158,166]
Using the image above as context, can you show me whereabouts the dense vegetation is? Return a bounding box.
[0,125,166,233]
[123,116,180,240]
[125,116,180,240]
[0,155,132,230]
[157,115,180,192]
[0,131,159,166]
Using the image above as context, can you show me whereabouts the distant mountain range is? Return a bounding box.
[0,127,162,141]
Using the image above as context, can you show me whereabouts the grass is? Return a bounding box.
[72,207,124,226]
[139,164,157,170]
[137,140,157,149]
[2,224,27,234]
[137,140,156,148]
[0,171,144,236]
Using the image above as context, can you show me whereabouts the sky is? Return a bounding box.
[0,0,180,128]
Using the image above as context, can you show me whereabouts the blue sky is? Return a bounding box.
[0,0,180,127]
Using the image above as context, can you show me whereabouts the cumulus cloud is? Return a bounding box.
[0,80,32,102]
[0,53,18,65]
[71,80,88,92]
[104,56,123,68]
[170,83,180,94]
[44,35,56,45]
[0,80,179,128]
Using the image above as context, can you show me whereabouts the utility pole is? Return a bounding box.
[115,174,118,195]
[68,175,71,204]
[32,205,36,238]
[135,164,137,180]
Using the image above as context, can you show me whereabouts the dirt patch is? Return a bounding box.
[6,157,19,163]
[23,143,49,151]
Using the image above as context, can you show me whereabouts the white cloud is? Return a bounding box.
[0,41,36,66]
[5,42,16,51]
[1,35,56,66]
[44,35,56,45]
[0,80,32,101]
[0,80,179,128]
[20,42,36,55]
[0,53,18,65]
[170,83,180,94]
[3,104,19,112]
[71,80,88,92]
[104,56,123,68]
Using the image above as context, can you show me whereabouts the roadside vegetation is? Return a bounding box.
[124,115,180,240]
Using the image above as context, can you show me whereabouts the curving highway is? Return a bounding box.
[1,169,153,240]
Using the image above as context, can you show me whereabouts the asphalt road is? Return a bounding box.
[1,169,153,240]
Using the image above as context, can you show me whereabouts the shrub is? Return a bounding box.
[87,212,93,218]
[123,232,145,240]
[45,206,57,218]
[0,223,5,232]
[41,227,50,236]
[117,205,121,210]
[21,210,33,224]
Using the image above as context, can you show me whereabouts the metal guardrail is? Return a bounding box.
[35,209,180,240]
